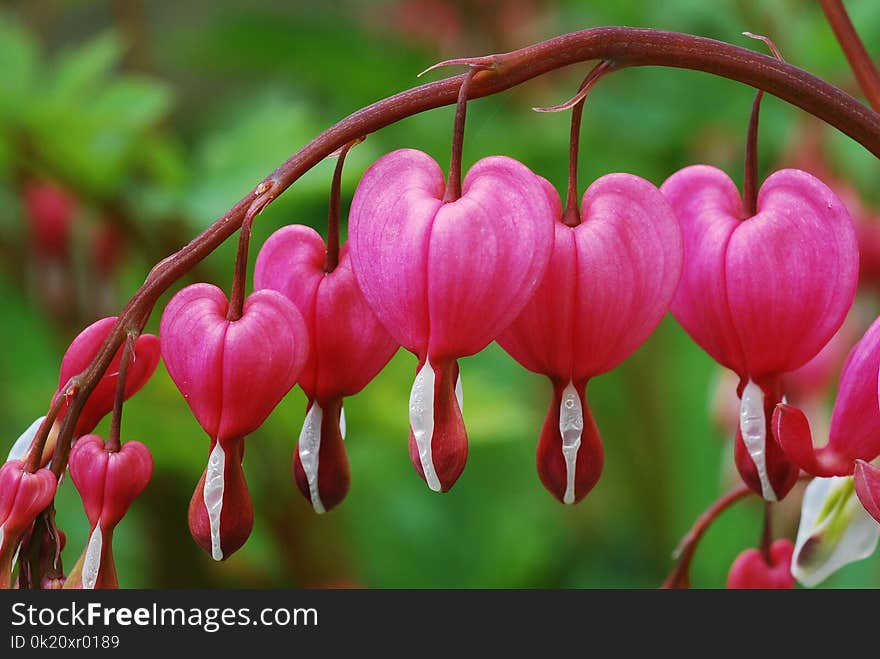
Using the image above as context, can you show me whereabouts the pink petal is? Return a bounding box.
[726,169,858,377]
[662,165,746,375]
[101,441,152,528]
[349,149,444,355]
[854,460,880,523]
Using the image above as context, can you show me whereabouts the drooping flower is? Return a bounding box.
[498,174,682,503]
[349,148,554,491]
[661,166,858,501]
[726,539,795,589]
[255,224,398,512]
[0,460,57,588]
[160,283,308,559]
[66,435,152,589]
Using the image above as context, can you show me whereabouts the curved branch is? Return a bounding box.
[49,27,880,476]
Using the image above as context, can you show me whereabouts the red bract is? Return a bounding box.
[349,149,554,491]
[498,174,682,504]
[662,166,858,501]
[726,539,795,589]
[160,283,309,559]
[254,224,398,513]
[58,317,161,440]
[67,435,152,589]
[0,460,57,588]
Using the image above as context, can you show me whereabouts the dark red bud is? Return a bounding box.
[726,539,795,589]
[293,398,350,513]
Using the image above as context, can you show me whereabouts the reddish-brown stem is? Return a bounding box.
[324,139,360,273]
[23,387,68,474]
[760,501,774,564]
[106,333,136,453]
[662,484,753,588]
[743,89,763,218]
[820,0,880,112]
[563,61,613,227]
[226,187,275,322]
[444,67,483,203]
[44,27,880,483]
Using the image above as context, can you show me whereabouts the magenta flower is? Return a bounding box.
[498,174,682,503]
[254,224,398,512]
[855,461,880,524]
[0,460,57,588]
[661,166,858,500]
[160,283,309,559]
[726,539,794,589]
[774,315,880,478]
[349,148,554,491]
[59,317,160,440]
[67,435,153,589]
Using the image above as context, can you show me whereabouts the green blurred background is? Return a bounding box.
[2,0,880,588]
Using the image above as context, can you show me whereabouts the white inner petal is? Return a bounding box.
[792,476,880,587]
[455,373,464,412]
[7,416,46,463]
[82,524,103,590]
[204,442,226,561]
[559,381,583,505]
[298,403,326,514]
[339,405,347,441]
[739,380,777,501]
[409,360,441,492]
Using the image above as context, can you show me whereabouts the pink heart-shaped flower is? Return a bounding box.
[726,539,795,589]
[498,173,682,504]
[58,317,161,438]
[68,435,153,529]
[160,283,309,440]
[348,148,555,491]
[662,166,858,501]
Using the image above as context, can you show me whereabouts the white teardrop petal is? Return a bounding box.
[81,524,103,590]
[455,373,463,412]
[559,381,583,505]
[739,380,777,501]
[204,442,226,561]
[339,405,347,441]
[7,416,46,463]
[409,360,441,492]
[298,403,326,514]
[792,476,880,587]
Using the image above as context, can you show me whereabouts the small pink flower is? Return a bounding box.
[662,166,858,500]
[67,435,152,589]
[349,149,555,491]
[0,460,57,588]
[160,283,309,559]
[255,224,398,512]
[499,174,682,503]
[726,539,795,589]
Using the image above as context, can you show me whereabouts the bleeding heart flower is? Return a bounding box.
[0,460,57,588]
[255,224,398,513]
[58,317,161,440]
[349,148,555,491]
[661,166,858,501]
[160,283,308,559]
[23,180,75,259]
[726,539,795,589]
[67,435,152,589]
[498,174,682,504]
[774,315,880,477]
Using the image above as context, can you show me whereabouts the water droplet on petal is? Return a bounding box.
[739,380,777,501]
[82,524,103,590]
[409,360,441,492]
[298,404,326,514]
[559,381,584,505]
[203,442,226,561]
